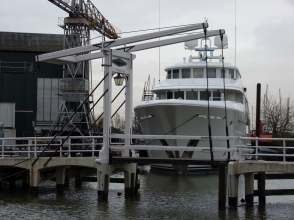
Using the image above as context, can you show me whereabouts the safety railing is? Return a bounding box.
[110,134,294,162]
[1,134,294,162]
[0,136,103,158]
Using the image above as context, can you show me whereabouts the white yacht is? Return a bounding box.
[134,35,250,174]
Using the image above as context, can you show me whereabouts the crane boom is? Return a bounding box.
[48,0,121,39]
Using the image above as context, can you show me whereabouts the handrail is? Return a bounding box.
[0,135,294,162]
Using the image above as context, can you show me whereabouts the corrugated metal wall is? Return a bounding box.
[0,32,63,52]
[0,32,64,137]
[0,72,37,136]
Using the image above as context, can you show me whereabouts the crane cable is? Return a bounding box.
[220,31,231,161]
[203,23,214,167]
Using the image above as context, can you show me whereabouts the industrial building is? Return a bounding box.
[0,31,64,137]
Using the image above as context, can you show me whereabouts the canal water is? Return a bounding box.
[0,167,294,219]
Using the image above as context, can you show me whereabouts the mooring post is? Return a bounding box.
[244,173,254,205]
[56,166,66,194]
[218,162,227,209]
[228,174,239,207]
[257,172,266,204]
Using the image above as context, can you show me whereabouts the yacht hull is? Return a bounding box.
[134,100,247,174]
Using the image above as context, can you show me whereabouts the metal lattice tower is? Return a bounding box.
[48,0,120,136]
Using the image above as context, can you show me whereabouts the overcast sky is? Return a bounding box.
[1,0,294,127]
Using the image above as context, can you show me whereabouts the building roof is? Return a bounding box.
[0,32,64,53]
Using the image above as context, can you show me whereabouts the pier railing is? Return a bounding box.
[0,134,294,162]
[0,136,103,158]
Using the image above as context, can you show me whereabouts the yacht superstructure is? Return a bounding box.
[134,35,250,174]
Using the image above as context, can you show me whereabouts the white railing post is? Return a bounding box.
[34,137,37,157]
[238,137,242,161]
[1,140,4,158]
[28,140,31,158]
[92,138,94,157]
[60,139,62,157]
[68,138,71,158]
[255,137,258,160]
[283,140,286,162]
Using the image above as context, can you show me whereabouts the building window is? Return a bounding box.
[207,68,216,78]
[193,68,203,78]
[174,91,184,99]
[182,69,190,78]
[173,69,179,79]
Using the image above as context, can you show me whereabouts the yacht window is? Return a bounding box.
[236,92,243,103]
[186,91,198,100]
[200,91,211,100]
[156,92,165,100]
[221,69,225,78]
[182,69,191,78]
[229,70,234,79]
[167,91,173,99]
[207,68,216,78]
[167,70,171,79]
[213,91,221,101]
[173,69,179,79]
[193,68,203,78]
[174,91,184,99]
[236,70,241,79]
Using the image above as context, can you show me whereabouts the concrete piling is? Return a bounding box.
[257,172,266,204]
[228,174,239,207]
[244,173,254,205]
[97,174,109,200]
[96,163,137,200]
[218,162,227,209]
[30,168,40,196]
[56,166,66,194]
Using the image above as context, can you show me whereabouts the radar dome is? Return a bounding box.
[184,40,198,50]
[214,34,228,48]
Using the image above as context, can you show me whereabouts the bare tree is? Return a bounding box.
[262,95,294,137]
[112,113,125,133]
[132,113,143,134]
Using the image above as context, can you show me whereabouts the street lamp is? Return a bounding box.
[113,73,124,86]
